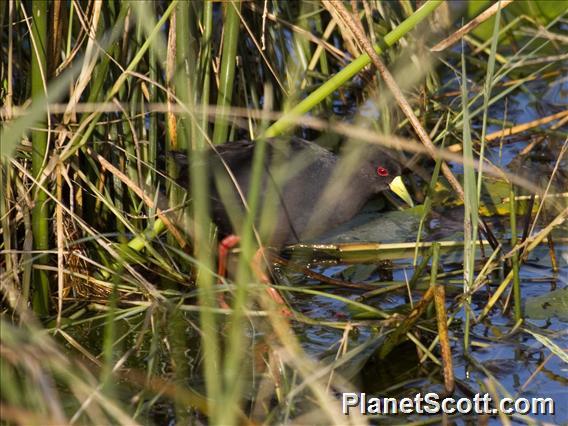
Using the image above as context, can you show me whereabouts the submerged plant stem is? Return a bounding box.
[510,184,522,321]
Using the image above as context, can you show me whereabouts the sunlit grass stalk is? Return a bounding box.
[64,1,74,57]
[197,0,213,149]
[101,278,120,399]
[191,115,220,426]
[147,1,158,185]
[166,0,194,252]
[191,2,221,420]
[264,0,443,138]
[175,0,194,153]
[212,0,242,146]
[0,164,14,300]
[509,183,522,322]
[1,3,15,293]
[171,3,198,423]
[460,42,479,353]
[217,94,274,426]
[476,2,501,200]
[30,0,50,315]
[220,137,268,426]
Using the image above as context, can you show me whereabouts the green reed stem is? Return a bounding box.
[175,0,194,153]
[476,2,501,201]
[191,3,220,417]
[509,183,522,322]
[101,280,119,399]
[460,42,479,353]
[147,1,158,184]
[30,0,50,315]
[197,0,213,150]
[430,242,440,287]
[220,136,267,426]
[191,130,220,425]
[212,0,242,146]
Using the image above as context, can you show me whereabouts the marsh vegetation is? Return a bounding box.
[1,1,567,424]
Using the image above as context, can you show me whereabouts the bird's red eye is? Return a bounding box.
[376,166,389,177]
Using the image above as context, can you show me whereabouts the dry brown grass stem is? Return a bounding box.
[485,109,568,141]
[434,285,454,393]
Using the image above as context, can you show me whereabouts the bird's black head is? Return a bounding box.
[345,143,403,193]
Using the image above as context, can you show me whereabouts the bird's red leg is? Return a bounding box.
[252,248,293,317]
[217,235,241,309]
[217,235,292,317]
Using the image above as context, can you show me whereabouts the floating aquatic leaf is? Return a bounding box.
[525,287,568,322]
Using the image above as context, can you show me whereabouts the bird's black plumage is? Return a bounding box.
[173,137,404,245]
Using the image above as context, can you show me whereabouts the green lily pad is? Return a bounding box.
[525,287,568,322]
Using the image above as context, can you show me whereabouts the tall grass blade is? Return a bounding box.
[212,1,242,146]
[30,1,50,315]
[460,40,479,352]
[476,2,501,199]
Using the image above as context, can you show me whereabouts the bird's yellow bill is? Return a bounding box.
[389,176,414,207]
